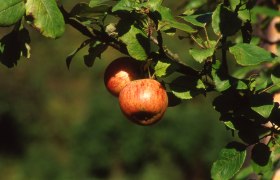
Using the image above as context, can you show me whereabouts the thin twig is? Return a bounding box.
[190,35,205,49]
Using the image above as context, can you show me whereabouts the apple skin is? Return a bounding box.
[104,57,140,96]
[118,79,168,126]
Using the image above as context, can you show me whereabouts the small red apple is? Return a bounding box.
[104,57,141,96]
[118,79,168,125]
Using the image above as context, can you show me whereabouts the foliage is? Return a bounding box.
[0,0,280,179]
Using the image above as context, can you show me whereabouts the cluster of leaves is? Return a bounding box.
[1,0,280,179]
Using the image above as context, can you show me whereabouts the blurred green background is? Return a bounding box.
[0,0,232,179]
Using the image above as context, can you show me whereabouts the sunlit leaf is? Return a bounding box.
[25,0,65,38]
[154,6,196,33]
[212,61,231,92]
[184,0,207,10]
[89,0,111,7]
[154,60,171,77]
[211,142,246,180]
[0,0,25,26]
[229,43,276,66]
[189,47,214,63]
[119,24,149,61]
[224,121,236,130]
[234,165,254,180]
[112,0,140,12]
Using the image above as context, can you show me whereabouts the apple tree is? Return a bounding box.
[0,0,280,179]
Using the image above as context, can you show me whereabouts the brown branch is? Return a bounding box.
[59,6,129,55]
[60,5,199,77]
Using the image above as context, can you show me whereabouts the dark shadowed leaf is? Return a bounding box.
[211,61,231,92]
[251,143,273,179]
[271,65,280,87]
[169,75,205,100]
[0,27,31,68]
[211,142,246,180]
[167,92,182,107]
[180,12,212,27]
[229,43,276,66]
[250,93,274,118]
[212,4,241,36]
[66,39,91,69]
[252,143,271,166]
[0,0,25,26]
[25,0,65,38]
[84,42,108,67]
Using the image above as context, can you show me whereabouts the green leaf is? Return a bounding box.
[236,80,248,90]
[143,0,163,8]
[89,0,111,7]
[184,0,207,10]
[150,5,196,33]
[234,165,254,180]
[119,24,149,60]
[159,7,196,33]
[252,6,280,18]
[212,4,242,36]
[224,121,236,130]
[250,93,274,118]
[70,2,109,18]
[0,0,25,26]
[154,60,171,77]
[112,0,140,12]
[211,142,246,180]
[232,65,261,79]
[180,12,212,27]
[212,61,231,92]
[229,43,276,66]
[169,75,205,100]
[25,0,65,38]
[250,72,269,92]
[271,136,280,162]
[211,62,248,92]
[189,47,214,63]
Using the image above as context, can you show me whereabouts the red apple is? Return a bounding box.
[118,79,168,126]
[104,57,141,96]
